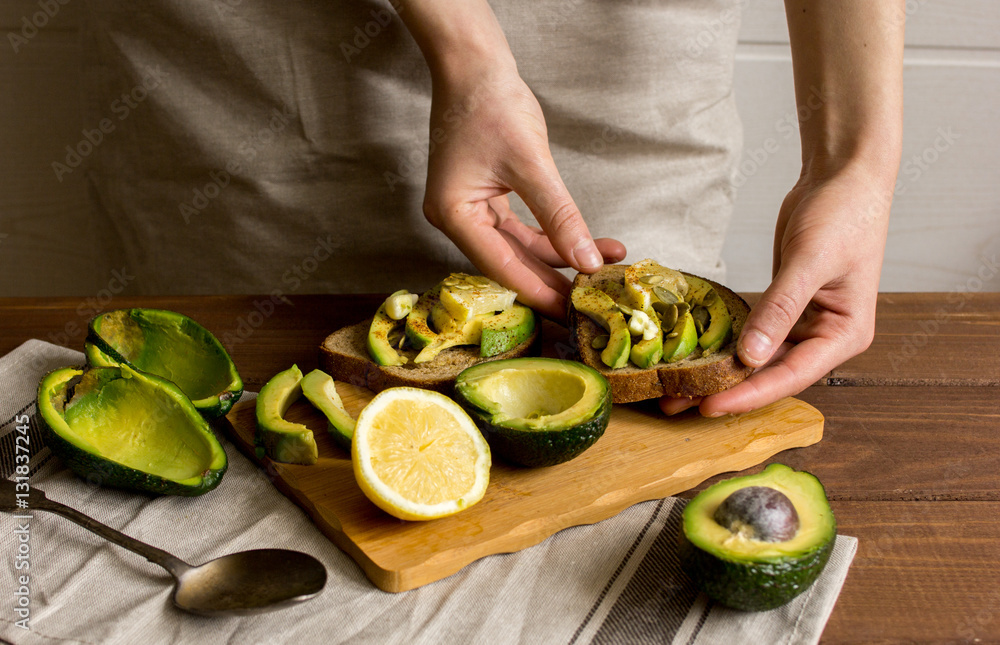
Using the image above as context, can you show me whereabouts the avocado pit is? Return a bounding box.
[713,485,800,543]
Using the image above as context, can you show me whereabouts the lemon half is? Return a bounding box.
[352,387,491,521]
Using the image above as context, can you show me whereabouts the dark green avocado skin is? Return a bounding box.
[41,422,226,497]
[460,395,611,468]
[679,529,834,611]
[86,308,242,419]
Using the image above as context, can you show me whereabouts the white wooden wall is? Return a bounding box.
[726,0,1000,293]
[2,1,998,295]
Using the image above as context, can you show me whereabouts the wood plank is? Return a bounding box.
[832,293,1000,385]
[821,501,1000,643]
[683,385,1000,502]
[222,387,823,592]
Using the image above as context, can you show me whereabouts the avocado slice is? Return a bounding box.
[404,285,442,350]
[413,313,486,364]
[480,303,536,358]
[300,369,355,451]
[37,365,227,496]
[85,308,242,419]
[454,357,612,467]
[683,274,733,354]
[571,287,630,369]
[662,311,699,363]
[680,463,836,611]
[623,259,688,311]
[628,304,663,369]
[367,292,410,366]
[255,365,318,465]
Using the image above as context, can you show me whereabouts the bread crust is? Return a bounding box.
[318,317,540,395]
[569,266,754,404]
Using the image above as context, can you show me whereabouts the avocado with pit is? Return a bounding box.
[300,369,355,451]
[85,308,242,419]
[453,357,612,467]
[662,311,699,363]
[255,365,318,465]
[680,463,836,611]
[683,274,732,354]
[367,290,410,366]
[571,287,630,369]
[37,365,228,496]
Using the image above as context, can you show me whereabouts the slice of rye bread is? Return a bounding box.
[569,265,754,404]
[318,317,541,395]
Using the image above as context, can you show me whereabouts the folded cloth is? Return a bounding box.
[0,340,856,645]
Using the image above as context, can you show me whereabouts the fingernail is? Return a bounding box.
[573,241,602,271]
[740,329,772,365]
[708,411,726,418]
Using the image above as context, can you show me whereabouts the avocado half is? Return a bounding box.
[453,357,612,467]
[85,308,243,419]
[680,463,836,611]
[37,366,228,496]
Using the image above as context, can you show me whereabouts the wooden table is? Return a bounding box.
[2,292,997,642]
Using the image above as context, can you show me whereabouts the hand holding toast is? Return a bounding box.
[663,167,893,417]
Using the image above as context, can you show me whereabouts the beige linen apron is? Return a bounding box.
[80,0,742,296]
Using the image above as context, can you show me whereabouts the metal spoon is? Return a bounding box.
[1,479,326,615]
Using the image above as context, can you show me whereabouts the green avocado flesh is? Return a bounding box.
[683,274,732,354]
[480,304,536,358]
[371,280,535,365]
[680,463,836,611]
[367,303,407,367]
[662,312,698,363]
[86,309,242,419]
[255,365,318,465]
[300,369,355,451]
[454,357,612,467]
[37,366,227,496]
[571,287,630,369]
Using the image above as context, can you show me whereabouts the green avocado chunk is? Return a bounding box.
[479,303,536,358]
[662,311,699,363]
[682,274,733,355]
[680,463,836,611]
[367,291,410,366]
[571,287,630,369]
[37,365,228,496]
[453,357,612,467]
[255,365,318,465]
[85,308,242,419]
[628,304,663,369]
[300,369,355,451]
[404,285,442,350]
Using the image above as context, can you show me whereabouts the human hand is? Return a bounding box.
[660,165,893,417]
[421,61,625,321]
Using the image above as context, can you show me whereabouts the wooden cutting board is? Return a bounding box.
[221,382,823,593]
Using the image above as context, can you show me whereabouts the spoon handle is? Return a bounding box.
[29,495,191,577]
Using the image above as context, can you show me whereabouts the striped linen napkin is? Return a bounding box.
[0,340,855,645]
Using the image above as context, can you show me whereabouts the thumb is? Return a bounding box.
[738,263,816,368]
[510,160,603,273]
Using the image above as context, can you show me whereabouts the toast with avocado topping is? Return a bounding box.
[569,260,753,404]
[319,274,540,395]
